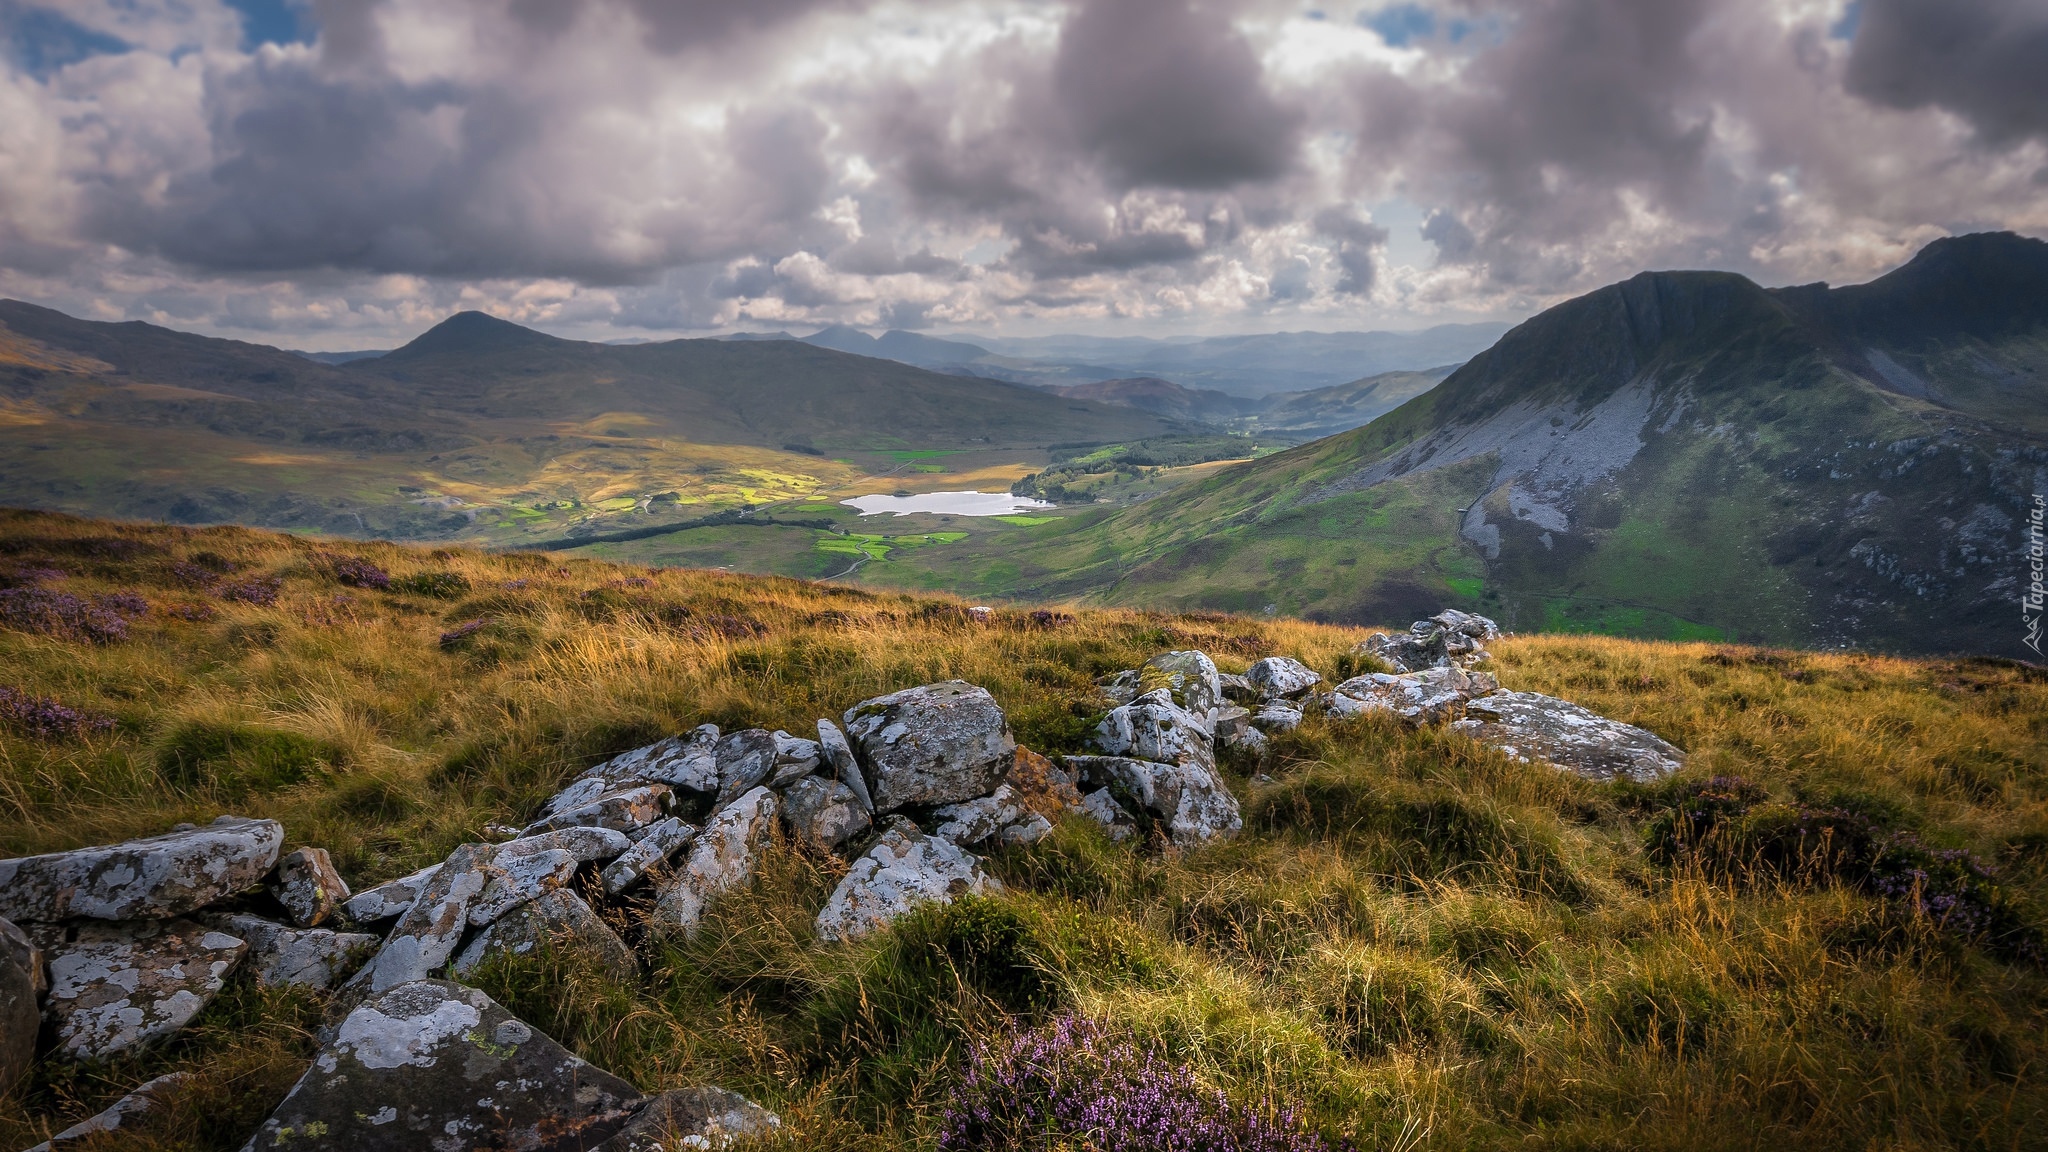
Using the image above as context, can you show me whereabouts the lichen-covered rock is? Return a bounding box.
[1139,650,1222,717]
[653,786,779,935]
[1250,700,1303,732]
[1452,690,1686,782]
[0,816,283,924]
[43,918,246,1060]
[1095,689,1215,771]
[844,681,1017,813]
[1328,666,1497,725]
[710,728,781,807]
[765,731,823,789]
[1065,754,1241,847]
[816,718,874,814]
[452,890,635,982]
[523,783,671,838]
[269,847,350,929]
[243,980,645,1152]
[468,848,578,926]
[23,1071,189,1152]
[597,1086,782,1152]
[780,776,871,851]
[1099,668,1142,706]
[1077,788,1138,842]
[202,913,379,990]
[816,820,1000,942]
[1245,656,1322,699]
[1,915,39,1094]
[1217,672,1259,705]
[600,817,697,895]
[341,863,440,926]
[579,725,722,793]
[1359,609,1501,672]
[932,784,1053,847]
[497,826,633,865]
[347,842,494,995]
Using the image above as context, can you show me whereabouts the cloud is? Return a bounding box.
[1844,0,2048,146]
[1312,206,1388,294]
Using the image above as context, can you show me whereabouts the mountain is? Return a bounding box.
[0,303,1181,543]
[1250,366,1460,439]
[1036,377,1258,423]
[886,233,2048,657]
[290,348,390,365]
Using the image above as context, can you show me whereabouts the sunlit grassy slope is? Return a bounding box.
[2,509,2045,1151]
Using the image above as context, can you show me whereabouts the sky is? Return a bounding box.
[0,0,2043,349]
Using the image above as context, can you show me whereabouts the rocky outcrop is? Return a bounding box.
[1452,690,1686,781]
[580,725,722,793]
[1077,788,1139,841]
[1,915,39,1093]
[600,817,697,895]
[1246,657,1322,699]
[1095,689,1215,771]
[243,980,646,1152]
[522,783,671,837]
[1359,609,1500,672]
[1138,650,1223,716]
[781,775,871,851]
[468,848,579,926]
[596,1086,781,1152]
[348,842,495,995]
[1327,666,1499,725]
[42,918,247,1060]
[23,1071,189,1152]
[816,821,1000,943]
[452,890,635,982]
[1251,700,1304,732]
[1065,755,1242,847]
[342,863,441,926]
[932,784,1054,847]
[653,786,779,935]
[270,847,350,928]
[203,913,378,990]
[844,681,1017,812]
[0,817,282,923]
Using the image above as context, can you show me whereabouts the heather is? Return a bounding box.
[1,508,2045,1152]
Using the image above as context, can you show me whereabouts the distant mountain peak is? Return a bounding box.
[383,310,564,361]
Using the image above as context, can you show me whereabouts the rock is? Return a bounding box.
[600,817,698,895]
[653,786,779,936]
[1099,669,1143,706]
[1003,746,1084,821]
[843,681,1017,813]
[1217,672,1259,705]
[1065,755,1242,847]
[523,784,672,838]
[780,776,871,852]
[341,863,440,926]
[967,605,995,623]
[497,825,634,865]
[0,816,284,924]
[347,843,494,996]
[269,847,350,929]
[710,728,781,807]
[202,913,379,990]
[1,915,39,1094]
[1095,689,1215,771]
[1328,666,1497,725]
[22,1071,189,1152]
[1077,788,1138,842]
[1139,650,1222,717]
[816,718,874,814]
[243,980,645,1152]
[1451,690,1686,782]
[932,783,1053,847]
[1245,656,1322,699]
[597,1086,782,1152]
[815,820,1000,943]
[1250,701,1303,732]
[765,731,823,789]
[580,725,722,793]
[452,890,635,982]
[468,848,579,926]
[1358,609,1501,672]
[42,918,246,1060]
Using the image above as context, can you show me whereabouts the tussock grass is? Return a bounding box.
[0,509,2043,1150]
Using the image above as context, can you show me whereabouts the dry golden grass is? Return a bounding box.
[0,508,2043,1151]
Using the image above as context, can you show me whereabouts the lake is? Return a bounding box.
[841,491,1057,517]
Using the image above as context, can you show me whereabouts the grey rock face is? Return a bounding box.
[1066,755,1242,847]
[469,848,578,927]
[523,783,671,837]
[1095,689,1215,771]
[597,1086,781,1152]
[780,776,871,851]
[452,890,635,982]
[0,816,283,924]
[1077,788,1138,842]
[269,846,350,928]
[1359,609,1501,672]
[1245,657,1323,699]
[601,817,698,895]
[498,826,634,865]
[43,918,246,1060]
[1,915,39,1094]
[844,681,1017,813]
[816,718,874,813]
[341,863,440,926]
[815,820,1000,943]
[765,731,823,789]
[1451,690,1686,782]
[1140,650,1222,717]
[22,1071,189,1152]
[1250,700,1303,732]
[203,913,378,990]
[712,729,781,806]
[653,786,779,935]
[1328,666,1498,725]
[931,784,1053,847]
[581,725,722,793]
[1099,668,1142,706]
[348,842,494,996]
[244,980,645,1152]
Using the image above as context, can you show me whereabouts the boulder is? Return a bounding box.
[712,729,781,806]
[468,848,579,926]
[452,890,635,982]
[600,817,698,895]
[523,784,671,838]
[597,1086,782,1152]
[931,783,1054,847]
[243,980,645,1152]
[1138,650,1222,717]
[497,826,634,865]
[202,913,379,990]
[1099,668,1142,706]
[1245,657,1322,699]
[816,718,875,813]
[42,918,246,1060]
[844,681,1017,813]
[1359,609,1500,672]
[1328,666,1497,725]
[1250,701,1303,732]
[1065,755,1241,847]
[1077,788,1138,842]
[765,731,823,789]
[815,820,1000,943]
[653,787,779,936]
[1,915,40,1094]
[269,847,350,928]
[1451,691,1686,782]
[22,1071,189,1152]
[1094,689,1214,771]
[0,816,283,924]
[341,863,440,926]
[579,725,721,794]
[779,776,871,852]
[347,842,494,996]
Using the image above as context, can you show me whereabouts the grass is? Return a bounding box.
[1,508,2044,1150]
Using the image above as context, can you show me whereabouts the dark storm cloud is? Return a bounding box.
[1845,0,2048,145]
[1312,206,1388,295]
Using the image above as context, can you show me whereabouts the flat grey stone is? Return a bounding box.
[347,843,494,996]
[452,890,635,982]
[1095,689,1215,771]
[600,817,698,895]
[1452,691,1686,782]
[242,980,645,1152]
[1328,666,1497,725]
[203,913,379,990]
[712,729,780,806]
[765,731,823,789]
[1250,701,1303,732]
[523,784,671,837]
[931,783,1052,847]
[0,816,283,923]
[1246,656,1322,698]
[341,863,440,926]
[596,1086,781,1152]
[23,1071,189,1151]
[652,786,779,936]
[579,725,721,793]
[815,820,1000,943]
[844,681,1016,813]
[496,826,633,865]
[780,775,870,851]
[269,846,350,928]
[468,848,578,926]
[43,918,246,1060]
